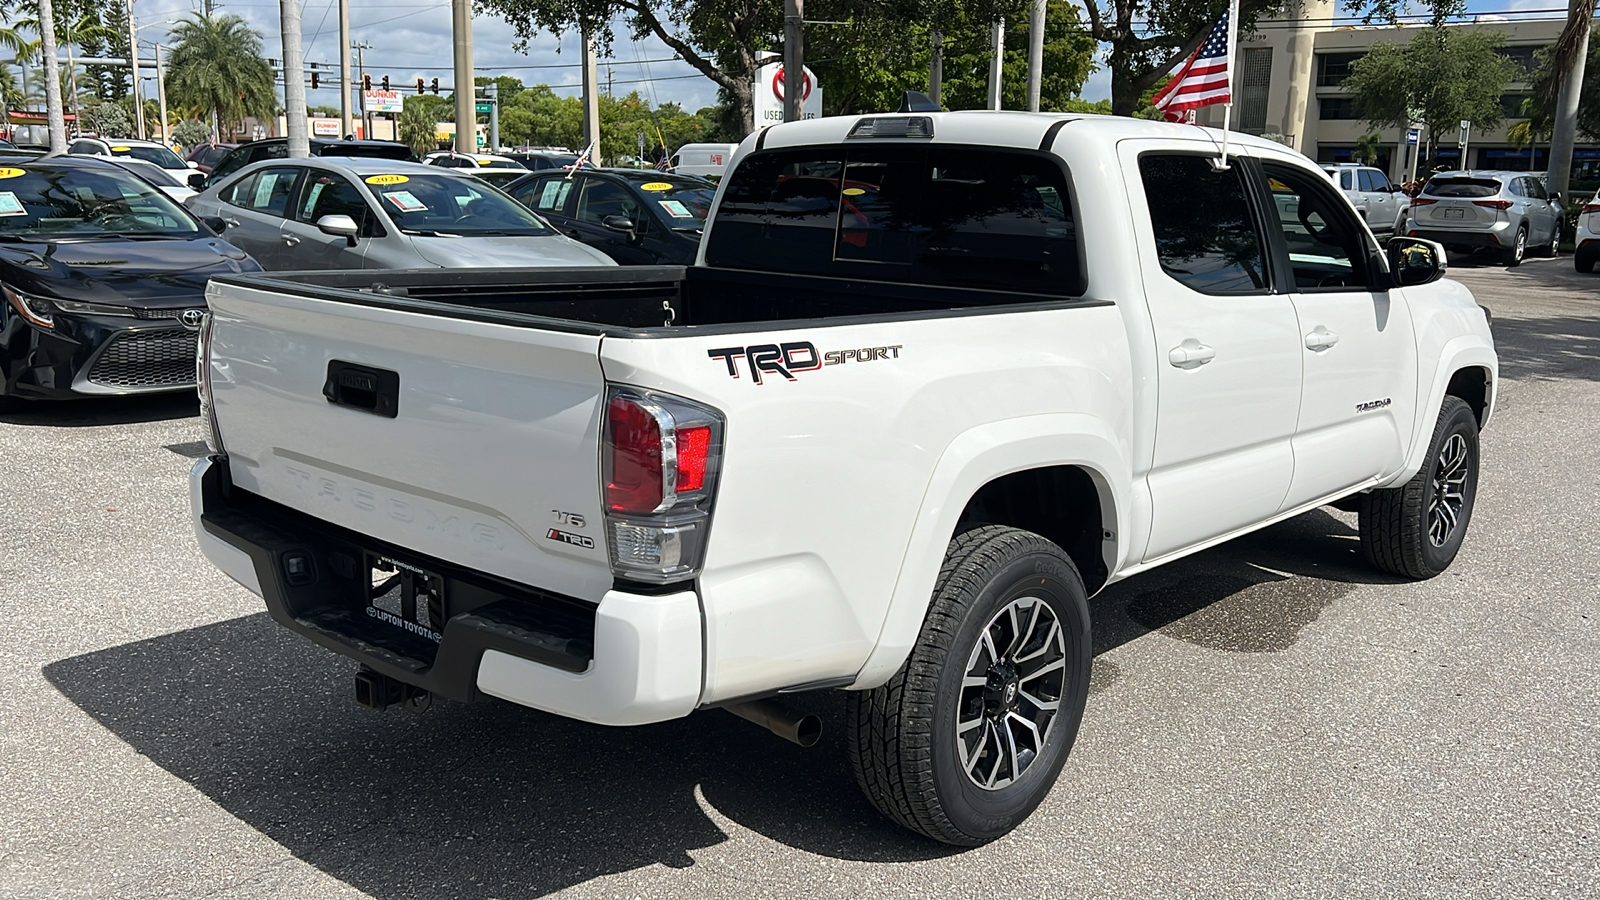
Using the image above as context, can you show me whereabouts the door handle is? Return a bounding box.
[1305,327,1340,351]
[222,217,240,227]
[282,234,300,246]
[1168,339,1217,369]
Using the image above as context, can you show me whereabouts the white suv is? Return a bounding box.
[1324,163,1410,235]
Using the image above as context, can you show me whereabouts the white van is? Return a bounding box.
[671,142,738,179]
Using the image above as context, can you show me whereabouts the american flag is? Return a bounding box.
[654,153,671,172]
[1151,7,1234,122]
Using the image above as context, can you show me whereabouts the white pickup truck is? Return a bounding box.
[190,111,1496,846]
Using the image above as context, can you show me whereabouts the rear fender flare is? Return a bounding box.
[848,414,1129,690]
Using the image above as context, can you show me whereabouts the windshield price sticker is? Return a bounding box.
[0,192,24,216]
[111,146,131,152]
[842,188,866,196]
[365,174,410,186]
[640,182,674,191]
[0,167,24,179]
[658,199,694,218]
[383,190,429,213]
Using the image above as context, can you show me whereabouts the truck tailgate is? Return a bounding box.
[205,279,612,603]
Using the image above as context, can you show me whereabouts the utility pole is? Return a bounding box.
[987,20,1005,110]
[451,0,474,152]
[929,30,943,107]
[338,0,353,138]
[354,42,372,138]
[127,0,145,139]
[486,81,499,151]
[606,63,613,97]
[581,24,601,164]
[1026,0,1046,112]
[155,43,168,145]
[280,0,309,157]
[783,0,803,122]
[38,0,66,152]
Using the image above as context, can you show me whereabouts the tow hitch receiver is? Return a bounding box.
[354,666,429,711]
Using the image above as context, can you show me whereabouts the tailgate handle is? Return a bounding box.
[323,361,399,418]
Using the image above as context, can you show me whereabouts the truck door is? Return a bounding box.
[1256,160,1418,508]
[1128,150,1303,562]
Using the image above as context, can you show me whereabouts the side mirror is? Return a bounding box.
[187,172,207,190]
[601,214,636,235]
[1386,236,1447,288]
[201,215,227,234]
[316,214,361,246]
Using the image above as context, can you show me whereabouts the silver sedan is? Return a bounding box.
[184,157,615,270]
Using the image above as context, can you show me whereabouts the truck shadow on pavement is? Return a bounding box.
[0,393,197,427]
[43,508,1408,896]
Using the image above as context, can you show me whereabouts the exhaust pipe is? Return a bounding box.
[722,698,822,747]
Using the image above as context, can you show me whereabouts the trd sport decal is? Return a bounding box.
[707,341,903,384]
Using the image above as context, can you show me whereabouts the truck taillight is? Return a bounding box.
[602,386,724,583]
[196,311,224,454]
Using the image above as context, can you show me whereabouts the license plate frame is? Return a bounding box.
[364,552,446,643]
[1441,207,1466,219]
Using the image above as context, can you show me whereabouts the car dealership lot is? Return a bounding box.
[1,258,1596,899]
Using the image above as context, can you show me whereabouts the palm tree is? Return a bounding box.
[1355,132,1384,167]
[165,13,276,140]
[398,100,438,156]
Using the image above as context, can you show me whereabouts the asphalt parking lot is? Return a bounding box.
[1,256,1596,899]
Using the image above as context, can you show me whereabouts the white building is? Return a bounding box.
[1194,0,1599,183]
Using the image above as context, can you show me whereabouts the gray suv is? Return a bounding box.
[1407,170,1563,267]
[1323,164,1410,235]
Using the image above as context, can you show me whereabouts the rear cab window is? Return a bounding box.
[1138,154,1268,294]
[704,145,1082,296]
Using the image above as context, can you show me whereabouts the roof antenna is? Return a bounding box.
[898,91,941,113]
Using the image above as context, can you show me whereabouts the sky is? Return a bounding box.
[122,0,1575,114]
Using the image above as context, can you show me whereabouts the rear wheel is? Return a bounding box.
[1577,249,1596,273]
[1359,397,1479,579]
[848,525,1092,846]
[1502,226,1527,267]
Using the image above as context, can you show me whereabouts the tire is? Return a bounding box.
[1577,250,1596,274]
[1359,397,1480,579]
[1502,226,1527,267]
[848,525,1092,846]
[1543,224,1561,258]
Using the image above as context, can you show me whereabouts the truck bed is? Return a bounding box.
[209,265,1099,335]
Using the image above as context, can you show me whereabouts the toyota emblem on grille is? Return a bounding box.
[179,308,205,330]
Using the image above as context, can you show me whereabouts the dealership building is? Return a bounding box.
[1194,0,1600,184]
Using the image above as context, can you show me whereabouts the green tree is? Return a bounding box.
[79,96,129,136]
[165,13,277,140]
[1528,42,1600,142]
[172,118,211,147]
[398,97,439,156]
[1344,28,1516,165]
[1354,132,1383,166]
[477,0,1022,136]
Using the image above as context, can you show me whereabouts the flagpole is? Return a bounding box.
[1218,0,1240,168]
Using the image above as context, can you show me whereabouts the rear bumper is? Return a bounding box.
[189,455,703,726]
[1407,226,1509,250]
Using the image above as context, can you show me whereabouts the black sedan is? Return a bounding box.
[504,169,715,265]
[0,156,261,403]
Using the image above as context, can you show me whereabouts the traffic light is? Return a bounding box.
[381,76,390,92]
[430,78,439,94]
[362,73,371,91]
[416,77,425,95]
[310,62,319,90]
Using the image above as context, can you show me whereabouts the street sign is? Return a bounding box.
[476,132,485,147]
[1458,119,1471,147]
[1406,128,1420,145]
[752,59,822,123]
[364,89,402,113]
[475,103,492,113]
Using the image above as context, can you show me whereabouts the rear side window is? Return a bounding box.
[1425,177,1501,198]
[1138,154,1267,294]
[223,166,300,217]
[705,146,1082,295]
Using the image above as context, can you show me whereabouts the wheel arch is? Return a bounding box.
[848,415,1130,690]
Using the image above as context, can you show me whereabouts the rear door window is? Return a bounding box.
[1357,169,1377,192]
[1139,154,1268,294]
[705,146,1081,295]
[222,166,301,217]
